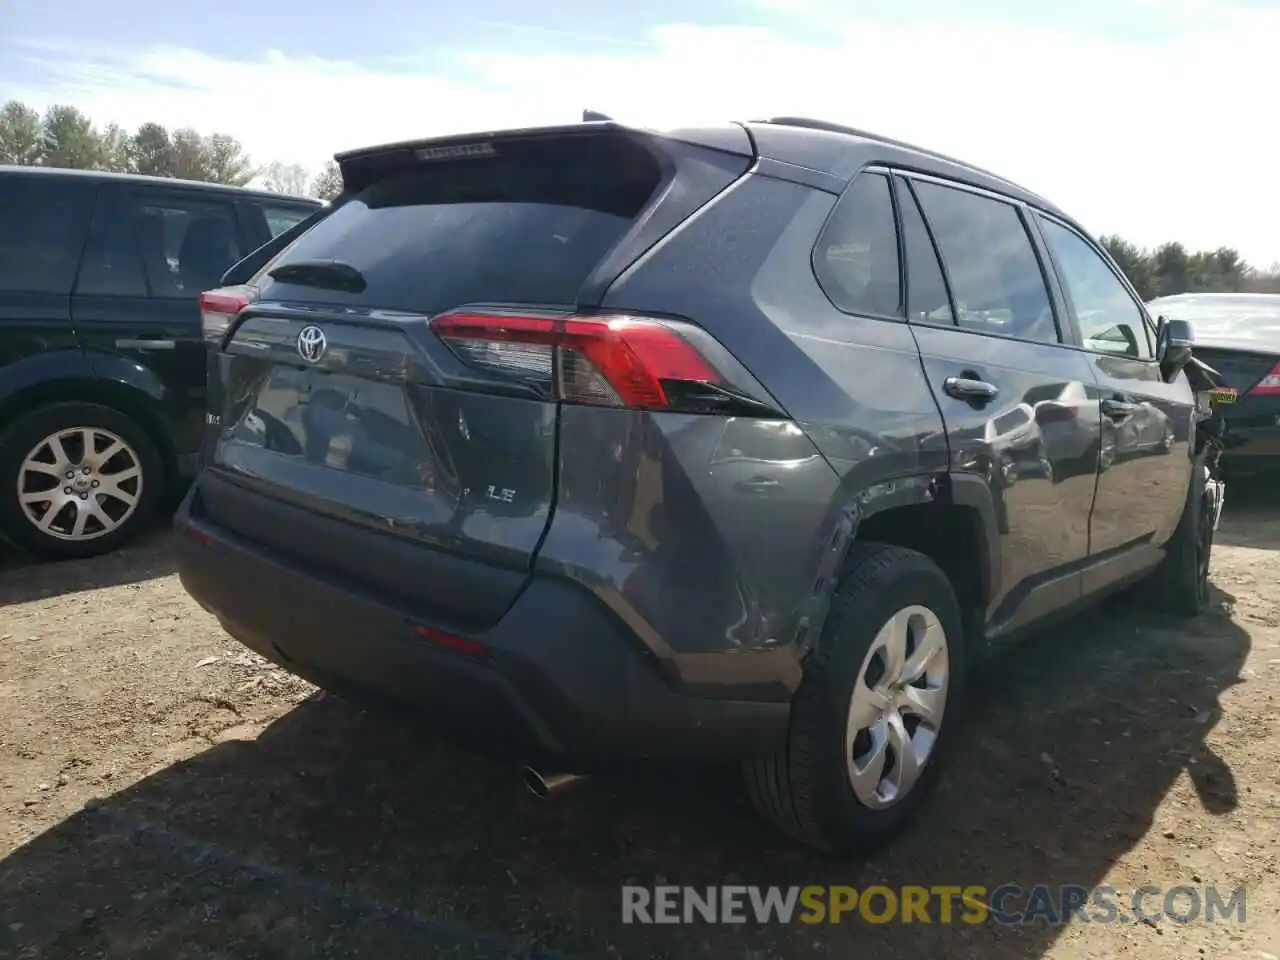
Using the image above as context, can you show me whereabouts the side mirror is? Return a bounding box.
[1156,316,1195,381]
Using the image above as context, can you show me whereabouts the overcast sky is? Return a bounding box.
[2,0,1277,266]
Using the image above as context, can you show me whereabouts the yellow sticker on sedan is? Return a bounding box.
[1209,387,1238,404]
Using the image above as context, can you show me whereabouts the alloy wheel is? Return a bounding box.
[844,605,950,809]
[16,427,144,542]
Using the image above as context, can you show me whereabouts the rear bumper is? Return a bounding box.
[173,484,789,764]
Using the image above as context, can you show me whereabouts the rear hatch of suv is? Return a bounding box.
[195,123,755,628]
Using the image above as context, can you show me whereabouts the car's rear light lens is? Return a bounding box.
[431,311,724,411]
[1248,360,1280,396]
[199,286,257,344]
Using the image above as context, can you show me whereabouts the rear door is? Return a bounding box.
[898,173,1100,629]
[72,184,245,459]
[1033,213,1193,565]
[203,127,748,622]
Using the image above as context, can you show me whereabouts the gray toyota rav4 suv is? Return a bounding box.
[175,117,1225,856]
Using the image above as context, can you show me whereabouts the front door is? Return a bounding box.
[71,185,245,462]
[1032,213,1193,578]
[898,174,1101,629]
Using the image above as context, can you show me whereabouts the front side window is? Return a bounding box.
[912,180,1059,345]
[813,172,902,318]
[1038,216,1152,359]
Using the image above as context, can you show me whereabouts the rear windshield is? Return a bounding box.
[254,140,662,314]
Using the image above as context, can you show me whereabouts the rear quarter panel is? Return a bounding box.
[531,173,947,697]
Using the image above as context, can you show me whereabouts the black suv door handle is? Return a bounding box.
[1101,398,1139,418]
[943,376,999,402]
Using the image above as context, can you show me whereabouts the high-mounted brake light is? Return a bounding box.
[1248,360,1280,396]
[199,286,257,344]
[430,312,724,410]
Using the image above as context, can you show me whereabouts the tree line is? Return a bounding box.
[0,99,342,200]
[1100,236,1280,299]
[4,98,1279,297]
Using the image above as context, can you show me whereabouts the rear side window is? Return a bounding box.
[77,193,148,297]
[255,145,662,314]
[262,203,316,238]
[897,179,954,326]
[813,172,901,318]
[912,180,1059,345]
[0,176,96,294]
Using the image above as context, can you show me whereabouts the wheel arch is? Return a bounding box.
[809,471,1001,660]
[0,376,178,483]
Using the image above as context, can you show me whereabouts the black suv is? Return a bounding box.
[174,119,1226,855]
[0,166,321,558]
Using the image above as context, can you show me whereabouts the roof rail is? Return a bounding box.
[754,116,1041,200]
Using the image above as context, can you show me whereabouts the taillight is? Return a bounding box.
[430,311,733,411]
[1248,360,1280,396]
[199,285,257,344]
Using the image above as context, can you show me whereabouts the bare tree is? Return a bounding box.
[310,160,343,202]
[261,161,311,196]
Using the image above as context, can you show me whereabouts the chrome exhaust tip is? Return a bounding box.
[522,766,586,799]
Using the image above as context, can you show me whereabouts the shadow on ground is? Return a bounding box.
[0,522,175,608]
[1214,475,1280,549]
[0,583,1250,958]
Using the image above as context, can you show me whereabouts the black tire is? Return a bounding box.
[1145,454,1214,618]
[743,542,966,856]
[0,402,164,560]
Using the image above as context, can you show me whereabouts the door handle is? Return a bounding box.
[1101,398,1139,418]
[116,338,177,351]
[943,376,999,402]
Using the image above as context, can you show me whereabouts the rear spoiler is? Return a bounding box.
[334,120,754,194]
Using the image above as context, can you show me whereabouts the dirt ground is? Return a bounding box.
[1,489,1278,960]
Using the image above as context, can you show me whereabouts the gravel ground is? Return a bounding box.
[0,487,1277,959]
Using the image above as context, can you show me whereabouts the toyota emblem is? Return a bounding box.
[297,325,328,363]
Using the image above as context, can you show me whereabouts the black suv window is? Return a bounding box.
[912,180,1058,345]
[130,195,242,298]
[1038,216,1152,359]
[813,172,901,318]
[0,176,96,295]
[76,193,148,297]
[897,179,954,326]
[261,202,315,238]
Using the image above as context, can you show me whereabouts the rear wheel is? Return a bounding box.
[743,543,965,856]
[0,402,163,560]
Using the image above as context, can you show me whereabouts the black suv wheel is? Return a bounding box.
[0,402,163,560]
[743,543,966,856]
